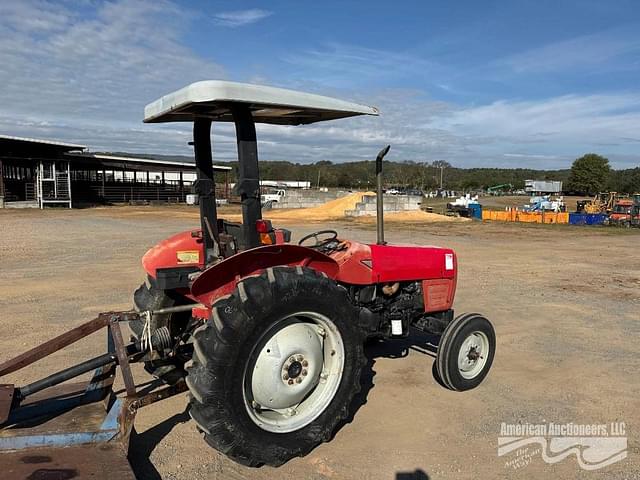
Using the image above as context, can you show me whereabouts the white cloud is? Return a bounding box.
[0,1,75,33]
[503,153,559,159]
[283,42,446,88]
[436,93,640,142]
[212,9,272,28]
[249,91,640,168]
[427,93,640,167]
[0,2,638,169]
[0,0,225,145]
[499,27,640,73]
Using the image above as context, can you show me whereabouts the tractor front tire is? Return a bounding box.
[436,313,495,391]
[186,266,366,467]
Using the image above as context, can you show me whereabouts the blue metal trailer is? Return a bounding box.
[0,311,187,478]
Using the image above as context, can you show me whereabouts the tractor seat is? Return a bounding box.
[216,219,291,257]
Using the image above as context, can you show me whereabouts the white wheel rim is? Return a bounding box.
[243,312,345,433]
[457,330,490,379]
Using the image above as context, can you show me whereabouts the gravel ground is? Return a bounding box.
[0,206,638,479]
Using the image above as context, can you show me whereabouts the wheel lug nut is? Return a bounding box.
[302,360,308,367]
[296,355,303,362]
[289,356,296,363]
[288,379,294,385]
[296,377,302,384]
[283,374,289,381]
[302,369,307,376]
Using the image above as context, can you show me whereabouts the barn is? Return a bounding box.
[0,134,231,208]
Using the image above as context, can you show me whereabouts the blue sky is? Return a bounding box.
[0,0,639,168]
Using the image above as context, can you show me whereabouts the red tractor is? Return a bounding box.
[130,81,496,466]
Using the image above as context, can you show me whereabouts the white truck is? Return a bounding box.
[260,189,286,205]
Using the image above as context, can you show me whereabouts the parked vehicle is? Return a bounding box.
[605,199,634,227]
[630,204,640,228]
[261,188,286,204]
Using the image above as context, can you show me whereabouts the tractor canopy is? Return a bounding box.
[143,81,379,261]
[144,80,379,125]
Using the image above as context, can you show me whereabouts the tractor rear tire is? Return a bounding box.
[130,280,188,385]
[186,266,366,467]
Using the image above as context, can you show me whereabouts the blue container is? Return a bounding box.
[569,213,607,225]
[588,214,608,225]
[468,203,482,219]
[569,213,585,225]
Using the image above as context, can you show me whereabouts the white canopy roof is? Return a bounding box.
[144,81,379,125]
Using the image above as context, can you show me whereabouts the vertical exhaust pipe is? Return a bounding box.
[376,145,391,245]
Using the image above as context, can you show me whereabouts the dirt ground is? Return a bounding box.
[0,206,638,479]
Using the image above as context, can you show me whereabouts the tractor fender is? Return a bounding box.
[142,229,204,278]
[190,244,339,306]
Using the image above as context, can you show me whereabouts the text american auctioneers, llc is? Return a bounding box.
[498,422,627,471]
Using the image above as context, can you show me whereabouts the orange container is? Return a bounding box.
[482,209,569,224]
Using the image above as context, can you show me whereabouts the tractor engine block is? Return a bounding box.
[350,281,425,338]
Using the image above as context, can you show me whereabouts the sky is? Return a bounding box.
[0,0,639,169]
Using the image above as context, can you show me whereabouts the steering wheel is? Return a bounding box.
[298,230,338,248]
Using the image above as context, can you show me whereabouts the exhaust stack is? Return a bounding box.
[376,145,391,245]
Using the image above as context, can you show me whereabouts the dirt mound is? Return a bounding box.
[267,192,468,223]
[268,192,375,221]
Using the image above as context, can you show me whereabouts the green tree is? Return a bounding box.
[621,167,640,193]
[567,153,610,194]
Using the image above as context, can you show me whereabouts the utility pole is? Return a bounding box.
[440,165,444,189]
[317,168,321,189]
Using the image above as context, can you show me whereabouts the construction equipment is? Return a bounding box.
[523,195,566,213]
[604,198,634,227]
[630,204,640,228]
[487,183,513,195]
[577,192,617,214]
[632,195,640,228]
[1,81,495,472]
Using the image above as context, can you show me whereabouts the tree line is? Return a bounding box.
[108,152,639,194]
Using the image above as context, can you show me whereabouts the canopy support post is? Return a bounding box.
[232,105,262,250]
[193,118,218,264]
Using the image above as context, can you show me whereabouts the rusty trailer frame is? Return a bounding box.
[0,311,187,479]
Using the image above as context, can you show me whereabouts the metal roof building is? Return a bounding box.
[0,134,230,208]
